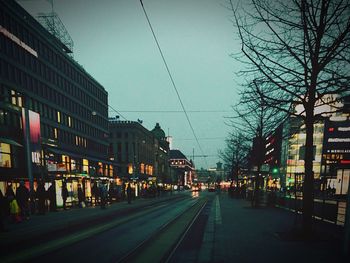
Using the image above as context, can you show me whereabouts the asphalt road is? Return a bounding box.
[19,192,206,263]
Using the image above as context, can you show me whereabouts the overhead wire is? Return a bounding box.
[139,0,208,167]
[108,105,128,120]
[108,110,230,113]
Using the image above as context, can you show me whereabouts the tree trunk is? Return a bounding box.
[302,108,315,235]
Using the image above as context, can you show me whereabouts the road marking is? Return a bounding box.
[215,195,222,225]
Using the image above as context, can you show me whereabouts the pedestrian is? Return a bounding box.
[92,183,99,205]
[5,183,15,200]
[29,188,36,214]
[47,181,57,212]
[37,181,46,215]
[100,182,108,209]
[62,182,68,210]
[77,184,85,208]
[16,180,30,220]
[0,190,8,231]
[9,195,21,223]
[126,183,132,204]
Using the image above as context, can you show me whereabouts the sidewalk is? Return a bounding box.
[211,193,347,263]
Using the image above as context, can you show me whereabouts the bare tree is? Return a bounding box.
[219,131,249,184]
[231,0,350,234]
[226,88,286,206]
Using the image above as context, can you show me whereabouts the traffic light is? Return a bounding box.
[272,167,278,174]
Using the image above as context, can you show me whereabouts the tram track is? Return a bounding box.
[117,197,208,263]
[1,195,191,263]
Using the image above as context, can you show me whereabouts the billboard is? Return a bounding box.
[22,109,41,164]
[322,117,350,166]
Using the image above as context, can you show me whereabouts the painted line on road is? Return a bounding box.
[215,195,222,225]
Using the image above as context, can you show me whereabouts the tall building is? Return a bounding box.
[0,0,113,203]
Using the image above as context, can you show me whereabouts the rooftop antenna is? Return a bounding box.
[36,0,74,55]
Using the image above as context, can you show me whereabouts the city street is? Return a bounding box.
[1,191,347,263]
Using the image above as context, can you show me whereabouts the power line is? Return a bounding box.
[108,110,230,113]
[176,137,225,141]
[139,0,208,167]
[108,105,128,120]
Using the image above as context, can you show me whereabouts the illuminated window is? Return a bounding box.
[98,162,103,175]
[104,164,108,176]
[54,128,58,139]
[68,116,72,127]
[109,165,113,177]
[0,143,12,168]
[128,164,133,174]
[140,163,145,174]
[11,90,16,105]
[82,159,89,173]
[75,136,78,146]
[10,90,22,107]
[57,111,61,123]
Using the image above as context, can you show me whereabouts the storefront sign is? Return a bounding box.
[0,25,38,57]
[322,118,350,165]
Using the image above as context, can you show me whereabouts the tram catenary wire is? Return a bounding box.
[139,0,208,168]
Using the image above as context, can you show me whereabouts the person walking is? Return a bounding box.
[92,183,100,205]
[16,180,30,219]
[47,181,57,212]
[37,181,46,215]
[6,183,20,223]
[126,183,132,204]
[100,182,108,209]
[62,182,68,210]
[77,184,85,208]
[0,190,8,231]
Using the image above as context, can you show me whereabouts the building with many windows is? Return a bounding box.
[169,149,194,186]
[0,0,114,204]
[109,120,170,195]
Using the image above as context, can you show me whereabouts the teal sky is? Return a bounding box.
[19,0,241,169]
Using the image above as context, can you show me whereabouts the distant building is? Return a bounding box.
[109,121,170,185]
[169,149,194,186]
[109,120,155,182]
[151,123,170,184]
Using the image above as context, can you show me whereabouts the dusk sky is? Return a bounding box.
[19,0,242,169]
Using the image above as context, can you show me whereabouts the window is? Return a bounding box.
[0,143,12,168]
[54,128,58,139]
[10,90,22,107]
[68,116,72,127]
[57,111,61,123]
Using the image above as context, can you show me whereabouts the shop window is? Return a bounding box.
[109,165,113,177]
[0,143,12,168]
[82,159,89,174]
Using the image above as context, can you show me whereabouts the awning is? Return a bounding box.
[46,147,83,159]
[0,137,23,147]
[46,147,116,165]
